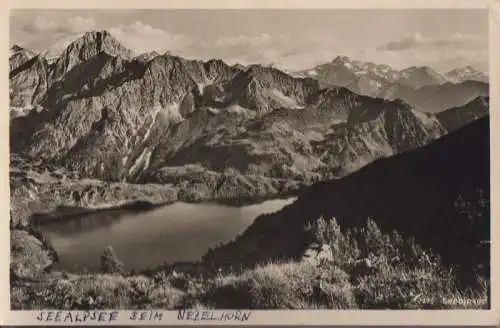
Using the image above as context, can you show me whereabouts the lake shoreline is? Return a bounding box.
[31,189,300,227]
[33,194,299,275]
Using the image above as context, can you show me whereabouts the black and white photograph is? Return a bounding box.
[8,7,491,312]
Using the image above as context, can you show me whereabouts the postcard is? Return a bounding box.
[1,0,498,326]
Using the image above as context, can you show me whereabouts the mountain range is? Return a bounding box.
[296,56,489,112]
[9,30,489,198]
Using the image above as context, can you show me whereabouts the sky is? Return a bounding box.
[9,9,489,73]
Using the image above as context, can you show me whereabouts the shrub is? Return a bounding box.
[304,215,489,309]
[11,274,187,310]
[305,216,360,266]
[18,280,76,309]
[25,225,57,258]
[100,246,124,275]
[129,276,155,307]
[202,261,356,309]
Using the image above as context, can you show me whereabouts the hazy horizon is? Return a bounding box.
[10,9,489,73]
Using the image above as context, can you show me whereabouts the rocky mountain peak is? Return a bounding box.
[10,44,26,53]
[402,65,436,75]
[10,44,36,59]
[134,50,160,62]
[9,44,37,71]
[398,65,447,89]
[49,30,134,80]
[206,58,225,66]
[245,64,265,74]
[241,64,288,84]
[56,30,131,64]
[331,55,352,64]
[81,30,113,42]
[204,58,230,73]
[232,63,247,70]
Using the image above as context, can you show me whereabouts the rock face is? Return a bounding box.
[437,96,489,132]
[9,31,134,109]
[204,116,490,274]
[9,45,36,71]
[11,229,54,280]
[10,55,51,108]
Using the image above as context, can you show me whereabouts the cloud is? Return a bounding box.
[64,16,96,33]
[367,32,488,72]
[209,32,487,73]
[23,16,59,32]
[109,21,168,36]
[15,16,488,74]
[22,16,96,34]
[214,33,277,47]
[179,33,326,69]
[378,32,486,52]
[378,32,425,51]
[108,21,190,54]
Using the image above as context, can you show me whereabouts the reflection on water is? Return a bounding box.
[40,198,296,272]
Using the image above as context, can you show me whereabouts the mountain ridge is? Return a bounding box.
[445,66,488,83]
[437,96,489,132]
[9,30,488,195]
[10,31,489,116]
[11,49,449,184]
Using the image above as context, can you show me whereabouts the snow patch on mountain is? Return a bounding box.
[225,104,252,116]
[270,89,304,109]
[307,69,318,76]
[445,66,488,83]
[197,78,215,94]
[128,147,153,176]
[158,103,184,122]
[410,108,442,127]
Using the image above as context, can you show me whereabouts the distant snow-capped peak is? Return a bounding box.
[445,66,488,83]
[315,56,401,81]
